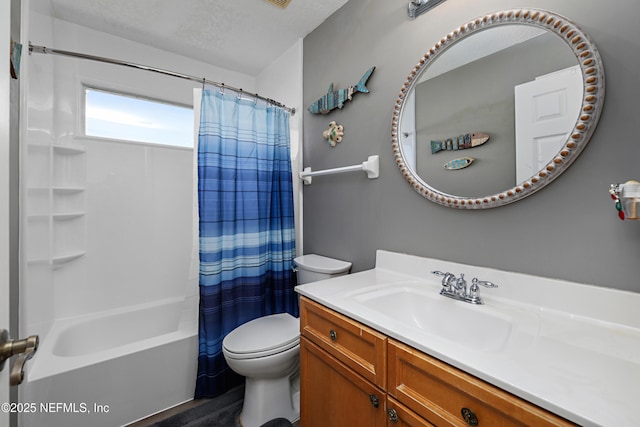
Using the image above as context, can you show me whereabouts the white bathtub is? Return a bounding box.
[19,297,198,427]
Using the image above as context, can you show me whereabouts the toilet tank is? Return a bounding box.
[293,254,352,285]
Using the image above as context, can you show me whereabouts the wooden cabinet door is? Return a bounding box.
[300,336,386,427]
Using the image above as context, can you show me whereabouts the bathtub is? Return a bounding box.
[19,297,198,427]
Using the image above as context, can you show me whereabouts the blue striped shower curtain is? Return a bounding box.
[195,89,298,398]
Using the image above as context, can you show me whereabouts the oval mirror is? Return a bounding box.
[391,9,605,208]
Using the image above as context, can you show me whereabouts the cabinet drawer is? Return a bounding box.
[388,340,576,427]
[300,297,387,389]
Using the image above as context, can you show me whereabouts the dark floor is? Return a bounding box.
[127,387,299,427]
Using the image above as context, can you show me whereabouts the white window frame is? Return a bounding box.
[81,85,194,149]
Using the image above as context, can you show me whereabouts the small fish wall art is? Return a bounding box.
[323,121,344,147]
[308,66,376,114]
[431,132,490,154]
[443,157,474,170]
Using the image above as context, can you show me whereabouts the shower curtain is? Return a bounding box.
[195,89,298,398]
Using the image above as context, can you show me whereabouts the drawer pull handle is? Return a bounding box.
[329,330,337,341]
[461,407,479,426]
[369,394,379,408]
[387,408,399,423]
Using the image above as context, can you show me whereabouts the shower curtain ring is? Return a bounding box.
[219,83,225,94]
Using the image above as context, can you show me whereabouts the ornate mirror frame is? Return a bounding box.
[391,9,605,209]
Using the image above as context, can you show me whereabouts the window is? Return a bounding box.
[84,88,194,148]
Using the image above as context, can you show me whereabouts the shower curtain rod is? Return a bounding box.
[28,43,296,116]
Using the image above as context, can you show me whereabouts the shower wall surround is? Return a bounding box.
[22,8,255,338]
[302,0,640,292]
[20,3,302,424]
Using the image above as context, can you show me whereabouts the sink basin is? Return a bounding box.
[351,285,514,352]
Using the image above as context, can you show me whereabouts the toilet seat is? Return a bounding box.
[223,313,300,359]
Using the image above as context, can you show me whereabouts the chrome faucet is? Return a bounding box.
[455,273,468,297]
[431,271,497,304]
[432,271,456,293]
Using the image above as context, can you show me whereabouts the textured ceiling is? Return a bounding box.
[49,0,349,76]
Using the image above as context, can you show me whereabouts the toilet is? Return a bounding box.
[222,254,352,427]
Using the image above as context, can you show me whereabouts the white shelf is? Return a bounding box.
[53,186,85,194]
[53,212,85,221]
[51,251,86,265]
[24,138,87,270]
[53,144,85,155]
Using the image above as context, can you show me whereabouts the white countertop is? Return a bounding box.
[295,250,640,427]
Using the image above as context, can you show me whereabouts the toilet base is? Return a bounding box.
[239,374,299,427]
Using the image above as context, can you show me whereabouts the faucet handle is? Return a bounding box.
[432,270,452,283]
[469,278,498,302]
[471,278,498,290]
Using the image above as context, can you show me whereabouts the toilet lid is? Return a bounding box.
[294,254,352,274]
[223,313,299,356]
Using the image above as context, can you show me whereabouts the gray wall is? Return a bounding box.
[302,0,640,293]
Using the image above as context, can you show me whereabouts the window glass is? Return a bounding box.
[85,88,194,148]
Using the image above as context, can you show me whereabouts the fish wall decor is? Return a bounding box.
[307,66,375,114]
[431,132,489,154]
[443,157,474,170]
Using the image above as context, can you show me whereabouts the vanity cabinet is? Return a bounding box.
[300,296,574,427]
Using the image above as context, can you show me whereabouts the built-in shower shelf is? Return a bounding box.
[53,212,85,221]
[53,144,85,154]
[23,131,87,276]
[51,251,86,265]
[53,186,84,194]
[26,213,86,221]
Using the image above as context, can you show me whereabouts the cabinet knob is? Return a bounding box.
[329,329,337,341]
[461,407,479,426]
[369,394,379,408]
[387,408,399,423]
